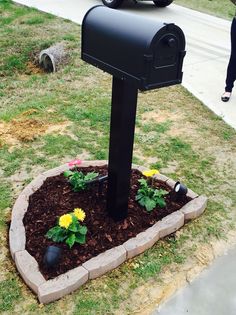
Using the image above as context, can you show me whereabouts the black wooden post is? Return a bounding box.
[107,76,138,221]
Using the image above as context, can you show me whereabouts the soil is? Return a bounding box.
[0,115,72,148]
[23,165,191,280]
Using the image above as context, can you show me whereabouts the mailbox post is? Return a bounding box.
[82,6,186,221]
[107,77,138,220]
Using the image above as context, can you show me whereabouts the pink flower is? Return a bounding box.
[68,159,82,167]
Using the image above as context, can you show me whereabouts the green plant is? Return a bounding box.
[46,208,87,248]
[64,170,99,192]
[135,178,168,212]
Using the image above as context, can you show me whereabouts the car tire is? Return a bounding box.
[153,0,174,7]
[102,0,124,8]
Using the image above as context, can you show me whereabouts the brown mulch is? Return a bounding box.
[23,165,190,280]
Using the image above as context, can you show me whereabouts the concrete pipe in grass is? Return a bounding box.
[39,43,67,72]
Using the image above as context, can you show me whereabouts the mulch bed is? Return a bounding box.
[23,165,191,280]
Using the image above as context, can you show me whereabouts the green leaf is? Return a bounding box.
[154,189,168,198]
[138,178,148,188]
[63,170,73,177]
[155,197,166,208]
[78,225,87,235]
[84,172,99,181]
[136,178,168,212]
[68,222,79,233]
[66,233,76,248]
[54,229,67,242]
[75,233,86,244]
[65,171,100,192]
[145,198,156,212]
[45,226,59,239]
[46,226,67,242]
[56,231,68,242]
[69,172,86,191]
[138,196,147,207]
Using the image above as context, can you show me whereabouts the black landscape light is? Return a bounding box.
[43,245,62,269]
[174,181,188,199]
[82,6,186,221]
[87,175,108,196]
[86,175,108,185]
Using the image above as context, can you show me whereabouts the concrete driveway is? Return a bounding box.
[14,0,236,129]
[153,245,236,315]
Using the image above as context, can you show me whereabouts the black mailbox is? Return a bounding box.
[82,6,186,91]
[81,6,186,221]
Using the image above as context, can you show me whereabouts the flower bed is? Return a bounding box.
[9,160,207,304]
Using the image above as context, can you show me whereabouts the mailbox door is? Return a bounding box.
[142,25,185,91]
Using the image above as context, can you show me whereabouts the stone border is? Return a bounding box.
[9,160,207,304]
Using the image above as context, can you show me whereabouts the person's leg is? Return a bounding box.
[225,18,236,93]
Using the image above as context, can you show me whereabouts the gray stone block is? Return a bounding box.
[157,211,185,238]
[15,250,46,293]
[38,266,88,304]
[123,225,160,259]
[187,188,199,199]
[180,195,207,221]
[11,193,28,220]
[135,165,149,173]
[131,163,140,170]
[21,185,34,198]
[82,245,126,279]
[42,164,69,178]
[27,174,46,193]
[153,173,169,183]
[9,219,26,260]
[42,161,108,181]
[166,178,176,189]
[80,160,107,167]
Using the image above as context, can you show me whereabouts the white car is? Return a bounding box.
[102,0,174,9]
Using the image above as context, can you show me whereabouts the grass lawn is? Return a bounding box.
[176,0,235,19]
[0,0,236,314]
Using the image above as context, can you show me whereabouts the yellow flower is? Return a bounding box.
[59,214,72,229]
[142,169,159,177]
[74,208,86,222]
